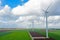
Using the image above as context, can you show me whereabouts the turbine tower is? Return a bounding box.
[42,0,54,38]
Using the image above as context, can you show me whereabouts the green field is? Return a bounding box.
[49,30,60,40]
[35,29,60,40]
[0,30,32,40]
[0,29,60,40]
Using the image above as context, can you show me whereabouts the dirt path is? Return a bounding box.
[30,32,44,37]
[0,30,10,32]
[30,31,54,40]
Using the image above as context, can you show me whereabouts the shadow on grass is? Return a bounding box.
[0,31,12,37]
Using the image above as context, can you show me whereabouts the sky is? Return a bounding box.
[0,0,60,28]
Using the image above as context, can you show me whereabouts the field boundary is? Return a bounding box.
[28,31,33,40]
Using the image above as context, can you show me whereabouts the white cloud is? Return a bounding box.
[0,15,60,28]
[12,5,28,15]
[14,15,60,28]
[12,0,53,16]
[41,0,54,10]
[48,16,60,28]
[0,5,11,16]
[0,0,60,28]
[48,16,60,23]
[12,0,55,28]
[16,16,37,22]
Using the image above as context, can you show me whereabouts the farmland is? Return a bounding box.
[48,30,60,40]
[0,30,32,40]
[0,29,60,40]
[35,29,60,40]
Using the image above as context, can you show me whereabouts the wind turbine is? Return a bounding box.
[26,16,35,31]
[30,18,34,31]
[42,0,54,38]
[28,15,40,31]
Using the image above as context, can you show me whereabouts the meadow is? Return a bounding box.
[0,30,32,40]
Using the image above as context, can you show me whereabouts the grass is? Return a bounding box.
[0,29,60,40]
[0,30,32,40]
[49,30,60,40]
[34,29,60,40]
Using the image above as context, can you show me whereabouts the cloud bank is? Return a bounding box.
[0,0,60,28]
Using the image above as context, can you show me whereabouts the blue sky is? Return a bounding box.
[0,0,60,28]
[1,0,28,8]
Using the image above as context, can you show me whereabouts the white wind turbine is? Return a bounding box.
[27,15,40,31]
[42,0,55,38]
